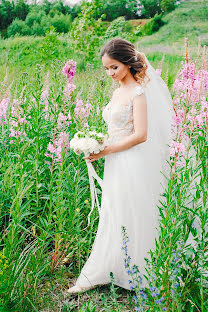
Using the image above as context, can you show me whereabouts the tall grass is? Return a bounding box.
[0,36,207,312]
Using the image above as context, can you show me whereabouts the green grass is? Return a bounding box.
[0,2,207,311]
[136,1,208,54]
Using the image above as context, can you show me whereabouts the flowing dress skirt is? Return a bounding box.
[75,139,168,290]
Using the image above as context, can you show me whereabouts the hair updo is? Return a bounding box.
[100,38,149,86]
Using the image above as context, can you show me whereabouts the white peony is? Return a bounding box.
[70,130,108,157]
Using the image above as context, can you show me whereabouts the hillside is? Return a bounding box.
[134,0,208,55]
[0,0,207,85]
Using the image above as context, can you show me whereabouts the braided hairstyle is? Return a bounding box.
[100,38,149,85]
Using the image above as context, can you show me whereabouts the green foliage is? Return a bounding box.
[25,8,46,28]
[101,0,138,21]
[0,0,14,30]
[69,0,106,64]
[139,0,162,18]
[6,9,73,37]
[104,16,136,42]
[142,13,165,35]
[50,13,72,33]
[39,27,60,62]
[161,0,176,13]
[140,0,178,18]
[7,18,30,37]
[12,0,29,21]
[31,21,45,36]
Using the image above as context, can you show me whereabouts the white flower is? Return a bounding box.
[70,130,108,156]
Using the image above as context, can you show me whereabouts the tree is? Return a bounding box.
[0,0,14,30]
[7,18,30,36]
[13,0,29,21]
[160,0,175,13]
[70,0,106,63]
[139,0,162,18]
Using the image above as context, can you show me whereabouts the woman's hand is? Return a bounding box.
[83,146,111,163]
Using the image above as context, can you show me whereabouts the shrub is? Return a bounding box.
[142,13,165,35]
[70,1,106,63]
[7,18,31,37]
[51,13,72,33]
[25,9,46,28]
[31,21,45,36]
[104,16,136,42]
[39,26,60,62]
[139,0,162,18]
[161,0,176,13]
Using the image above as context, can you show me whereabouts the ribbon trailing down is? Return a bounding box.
[85,160,103,228]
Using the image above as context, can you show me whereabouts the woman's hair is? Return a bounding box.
[100,38,149,85]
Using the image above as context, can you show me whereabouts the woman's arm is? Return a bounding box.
[106,93,148,155]
[83,93,147,162]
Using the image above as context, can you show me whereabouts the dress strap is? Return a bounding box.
[130,85,145,102]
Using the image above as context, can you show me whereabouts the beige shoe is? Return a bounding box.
[67,284,97,294]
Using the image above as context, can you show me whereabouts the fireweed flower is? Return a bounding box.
[8,98,28,143]
[170,55,208,173]
[64,82,76,100]
[169,141,186,158]
[74,99,93,128]
[40,86,50,120]
[0,98,9,124]
[45,131,70,165]
[62,60,77,82]
[57,112,72,130]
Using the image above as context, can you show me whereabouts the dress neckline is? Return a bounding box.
[106,85,143,109]
[118,84,142,91]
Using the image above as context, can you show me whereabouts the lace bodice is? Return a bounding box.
[102,85,145,144]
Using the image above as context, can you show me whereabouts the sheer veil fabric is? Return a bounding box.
[74,53,175,290]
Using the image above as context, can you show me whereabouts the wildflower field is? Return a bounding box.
[0,35,207,311]
[0,0,208,309]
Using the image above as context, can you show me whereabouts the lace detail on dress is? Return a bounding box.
[102,86,145,144]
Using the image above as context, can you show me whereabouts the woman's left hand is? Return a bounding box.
[83,146,111,163]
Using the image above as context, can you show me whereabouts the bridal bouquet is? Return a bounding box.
[70,130,109,157]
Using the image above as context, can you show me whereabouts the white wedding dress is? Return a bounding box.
[74,83,172,290]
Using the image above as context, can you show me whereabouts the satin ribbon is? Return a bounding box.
[84,160,103,228]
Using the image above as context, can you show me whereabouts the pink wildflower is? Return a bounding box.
[62,60,77,82]
[170,141,186,158]
[64,82,76,99]
[0,98,9,123]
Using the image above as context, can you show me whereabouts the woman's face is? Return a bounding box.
[101,53,130,82]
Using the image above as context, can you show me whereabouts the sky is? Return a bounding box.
[65,0,83,5]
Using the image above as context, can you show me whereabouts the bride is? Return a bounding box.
[68,38,174,293]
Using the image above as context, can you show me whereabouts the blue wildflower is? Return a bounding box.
[162,308,167,311]
[174,282,179,288]
[152,273,157,281]
[155,299,160,304]
[133,295,138,303]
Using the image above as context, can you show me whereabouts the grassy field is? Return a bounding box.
[0,1,207,311]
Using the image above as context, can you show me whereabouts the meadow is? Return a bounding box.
[0,1,207,311]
